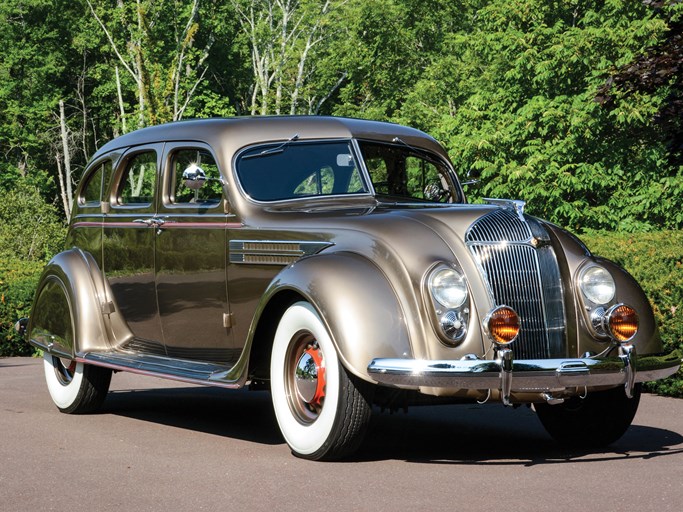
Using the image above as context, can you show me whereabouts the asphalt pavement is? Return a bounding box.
[1,357,682,512]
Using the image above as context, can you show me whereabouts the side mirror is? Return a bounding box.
[424,181,448,201]
[182,164,207,190]
[461,168,481,187]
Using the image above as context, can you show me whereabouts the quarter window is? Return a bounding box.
[79,160,112,206]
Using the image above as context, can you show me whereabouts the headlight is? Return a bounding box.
[579,266,615,305]
[426,264,469,345]
[429,267,468,309]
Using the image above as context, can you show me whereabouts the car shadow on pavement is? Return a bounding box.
[101,386,683,464]
[103,386,284,446]
[353,402,683,465]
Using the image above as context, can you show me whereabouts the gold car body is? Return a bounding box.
[27,117,680,406]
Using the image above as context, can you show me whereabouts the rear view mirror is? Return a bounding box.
[336,154,354,167]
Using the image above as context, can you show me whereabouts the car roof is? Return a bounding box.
[91,116,447,162]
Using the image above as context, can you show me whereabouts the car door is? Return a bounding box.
[154,143,237,363]
[102,144,165,353]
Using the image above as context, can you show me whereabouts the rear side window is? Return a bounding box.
[117,151,157,205]
[236,141,368,201]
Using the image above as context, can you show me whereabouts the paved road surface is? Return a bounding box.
[1,357,682,512]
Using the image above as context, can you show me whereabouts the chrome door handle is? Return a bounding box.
[133,218,166,228]
[133,218,154,227]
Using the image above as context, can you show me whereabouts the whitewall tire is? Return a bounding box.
[43,352,112,414]
[270,302,372,460]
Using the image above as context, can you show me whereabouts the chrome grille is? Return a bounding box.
[466,209,565,359]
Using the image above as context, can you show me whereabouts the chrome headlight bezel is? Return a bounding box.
[579,265,616,306]
[429,267,468,309]
[425,263,470,346]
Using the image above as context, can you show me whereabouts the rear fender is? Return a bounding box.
[28,249,114,357]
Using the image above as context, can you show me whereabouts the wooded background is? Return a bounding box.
[0,0,681,393]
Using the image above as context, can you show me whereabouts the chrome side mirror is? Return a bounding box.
[424,181,448,201]
[182,164,207,190]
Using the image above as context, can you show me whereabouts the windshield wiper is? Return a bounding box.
[243,133,299,160]
[392,136,425,155]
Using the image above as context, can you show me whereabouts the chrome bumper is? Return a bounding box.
[367,346,681,405]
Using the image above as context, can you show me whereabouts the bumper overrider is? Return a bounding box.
[367,345,682,405]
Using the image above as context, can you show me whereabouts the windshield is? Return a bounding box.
[357,140,461,203]
[236,141,369,202]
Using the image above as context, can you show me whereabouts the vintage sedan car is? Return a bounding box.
[22,116,680,460]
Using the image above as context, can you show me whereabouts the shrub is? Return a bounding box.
[0,182,66,356]
[0,256,43,356]
[581,230,683,397]
[0,184,65,262]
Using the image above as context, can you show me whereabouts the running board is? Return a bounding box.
[79,352,243,389]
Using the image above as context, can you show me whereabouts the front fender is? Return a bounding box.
[594,257,662,354]
[254,252,412,382]
[28,249,112,356]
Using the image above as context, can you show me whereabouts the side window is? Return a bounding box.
[79,160,112,206]
[118,152,157,205]
[405,156,442,200]
[170,148,223,205]
[364,157,389,195]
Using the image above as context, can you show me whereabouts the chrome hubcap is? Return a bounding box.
[53,356,76,386]
[285,334,326,424]
[295,345,325,404]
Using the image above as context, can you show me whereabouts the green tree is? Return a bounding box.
[401,0,680,232]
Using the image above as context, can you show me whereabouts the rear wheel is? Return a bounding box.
[43,352,112,414]
[535,384,641,448]
[270,302,372,460]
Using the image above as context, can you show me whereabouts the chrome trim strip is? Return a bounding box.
[229,240,333,265]
[367,349,682,393]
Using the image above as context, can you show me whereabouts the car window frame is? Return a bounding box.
[109,144,164,214]
[354,138,464,205]
[159,141,227,213]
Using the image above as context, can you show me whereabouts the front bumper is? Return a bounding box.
[367,346,681,405]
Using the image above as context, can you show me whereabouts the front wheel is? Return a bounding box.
[535,384,641,448]
[43,352,112,414]
[270,302,373,461]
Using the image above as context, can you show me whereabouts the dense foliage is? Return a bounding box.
[0,1,681,393]
[0,183,66,356]
[1,0,681,231]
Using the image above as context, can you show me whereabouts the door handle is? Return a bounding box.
[133,218,166,234]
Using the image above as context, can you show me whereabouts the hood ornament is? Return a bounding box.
[484,198,526,222]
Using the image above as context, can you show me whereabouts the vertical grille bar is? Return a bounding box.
[466,209,566,359]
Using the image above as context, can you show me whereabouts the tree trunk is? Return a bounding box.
[59,100,74,217]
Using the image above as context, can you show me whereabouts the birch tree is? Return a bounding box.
[86,0,214,128]
[232,0,344,115]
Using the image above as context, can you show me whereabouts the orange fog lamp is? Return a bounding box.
[487,306,520,345]
[607,304,639,342]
